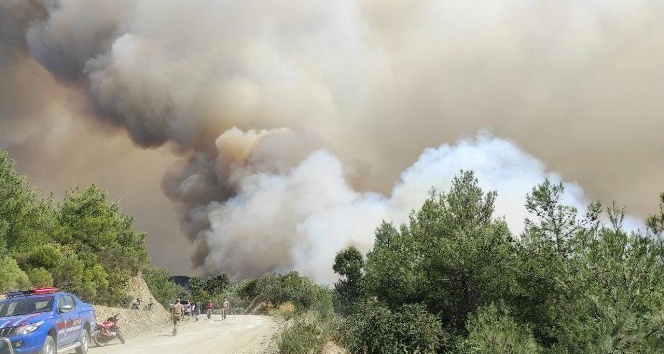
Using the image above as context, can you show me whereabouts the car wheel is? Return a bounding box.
[76,328,90,354]
[39,335,56,354]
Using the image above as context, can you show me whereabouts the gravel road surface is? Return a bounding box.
[85,315,280,354]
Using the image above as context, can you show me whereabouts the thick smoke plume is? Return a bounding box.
[1,0,662,282]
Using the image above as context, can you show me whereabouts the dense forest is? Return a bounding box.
[2,148,664,353]
[328,172,664,353]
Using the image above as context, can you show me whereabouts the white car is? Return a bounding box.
[180,300,191,315]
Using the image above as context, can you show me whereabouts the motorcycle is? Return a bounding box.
[92,314,126,346]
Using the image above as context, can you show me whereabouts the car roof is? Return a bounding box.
[1,288,81,304]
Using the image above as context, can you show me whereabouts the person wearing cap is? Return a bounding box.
[171,298,184,335]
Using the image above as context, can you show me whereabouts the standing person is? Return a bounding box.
[222,298,230,320]
[171,298,184,336]
[206,299,214,319]
[191,303,196,319]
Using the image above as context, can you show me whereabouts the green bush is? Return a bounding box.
[254,271,324,313]
[143,267,184,308]
[0,256,31,292]
[25,267,53,287]
[342,300,445,354]
[26,244,63,270]
[278,320,325,354]
[237,278,259,299]
[462,303,540,354]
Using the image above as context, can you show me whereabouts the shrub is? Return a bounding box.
[143,267,184,308]
[0,256,31,292]
[463,303,540,354]
[25,267,54,287]
[278,320,325,354]
[255,271,324,313]
[342,299,445,354]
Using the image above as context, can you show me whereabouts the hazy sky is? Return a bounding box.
[1,0,662,283]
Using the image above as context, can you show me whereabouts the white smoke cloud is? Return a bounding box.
[199,131,600,283]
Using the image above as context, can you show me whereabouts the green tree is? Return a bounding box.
[514,180,601,346]
[646,192,664,236]
[364,171,516,332]
[57,185,149,303]
[143,267,184,308]
[333,245,365,315]
[237,278,259,299]
[188,276,210,303]
[204,273,231,296]
[363,221,428,308]
[0,150,56,252]
[0,255,31,292]
[552,203,664,353]
[253,271,323,312]
[58,185,149,271]
[49,250,109,303]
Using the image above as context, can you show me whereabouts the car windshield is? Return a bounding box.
[0,297,53,318]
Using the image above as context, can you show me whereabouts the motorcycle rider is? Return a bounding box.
[171,298,184,335]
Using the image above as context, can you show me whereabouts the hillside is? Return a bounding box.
[93,274,171,338]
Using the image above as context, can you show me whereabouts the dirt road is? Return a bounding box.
[86,315,281,354]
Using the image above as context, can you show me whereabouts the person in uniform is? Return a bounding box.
[221,298,230,320]
[171,298,184,335]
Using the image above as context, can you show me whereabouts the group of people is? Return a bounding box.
[170,297,230,335]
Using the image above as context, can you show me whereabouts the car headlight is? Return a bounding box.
[15,321,44,335]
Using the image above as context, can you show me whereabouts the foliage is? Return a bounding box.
[646,192,664,236]
[337,173,664,353]
[332,245,365,315]
[364,171,516,333]
[512,180,600,345]
[0,255,31,292]
[341,299,445,354]
[187,276,208,303]
[552,204,664,353]
[204,273,231,295]
[310,286,335,320]
[237,278,259,299]
[278,320,325,354]
[0,150,38,252]
[255,271,322,312]
[25,244,64,270]
[0,151,57,254]
[58,185,150,273]
[188,273,231,303]
[25,267,54,287]
[461,303,540,354]
[51,253,108,302]
[143,267,184,308]
[0,148,151,305]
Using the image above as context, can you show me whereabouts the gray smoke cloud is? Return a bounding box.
[1,0,662,282]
